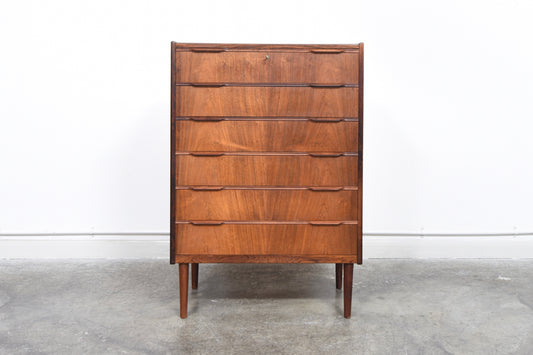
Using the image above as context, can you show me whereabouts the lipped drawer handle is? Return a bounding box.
[190,221,225,226]
[189,117,225,122]
[190,48,227,53]
[309,83,346,88]
[190,83,226,87]
[310,49,345,54]
[189,152,225,157]
[308,186,344,191]
[309,221,344,226]
[308,118,343,123]
[309,152,344,158]
[190,186,224,191]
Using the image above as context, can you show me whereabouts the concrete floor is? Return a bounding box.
[1,260,532,354]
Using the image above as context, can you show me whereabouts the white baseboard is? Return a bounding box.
[0,235,168,259]
[364,236,533,259]
[1,234,532,259]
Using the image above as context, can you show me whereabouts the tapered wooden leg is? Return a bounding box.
[191,263,199,289]
[335,263,343,289]
[343,263,354,318]
[179,263,189,318]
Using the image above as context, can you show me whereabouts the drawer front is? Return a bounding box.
[176,154,358,186]
[176,51,359,84]
[175,189,357,221]
[175,224,357,255]
[176,120,358,152]
[176,86,358,117]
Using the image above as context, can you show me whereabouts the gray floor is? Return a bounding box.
[1,260,532,354]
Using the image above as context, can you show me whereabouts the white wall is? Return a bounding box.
[1,0,533,238]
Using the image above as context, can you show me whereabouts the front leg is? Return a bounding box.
[343,263,353,318]
[179,263,189,318]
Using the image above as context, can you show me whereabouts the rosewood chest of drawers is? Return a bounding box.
[170,42,364,318]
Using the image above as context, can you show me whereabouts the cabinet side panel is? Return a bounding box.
[357,43,364,264]
[170,42,177,264]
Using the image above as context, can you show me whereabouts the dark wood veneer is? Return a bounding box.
[171,42,363,319]
[170,43,176,264]
[176,86,358,117]
[175,224,358,255]
[176,154,358,186]
[176,120,358,152]
[176,50,358,84]
[174,255,360,264]
[175,189,358,221]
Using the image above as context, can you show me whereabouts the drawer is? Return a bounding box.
[176,86,358,117]
[175,223,357,255]
[175,154,358,186]
[176,119,358,152]
[175,50,359,84]
[175,188,357,221]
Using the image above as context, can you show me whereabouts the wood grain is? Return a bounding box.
[191,263,198,289]
[176,51,358,84]
[174,43,361,50]
[170,42,177,264]
[175,189,358,221]
[171,42,363,318]
[175,224,358,255]
[344,263,354,318]
[357,43,364,265]
[173,255,360,263]
[176,86,358,117]
[176,120,358,153]
[336,263,343,289]
[176,154,358,186]
[179,263,188,318]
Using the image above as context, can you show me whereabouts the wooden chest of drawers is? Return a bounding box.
[170,43,364,318]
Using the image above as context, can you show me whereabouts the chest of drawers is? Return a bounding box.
[170,43,364,318]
